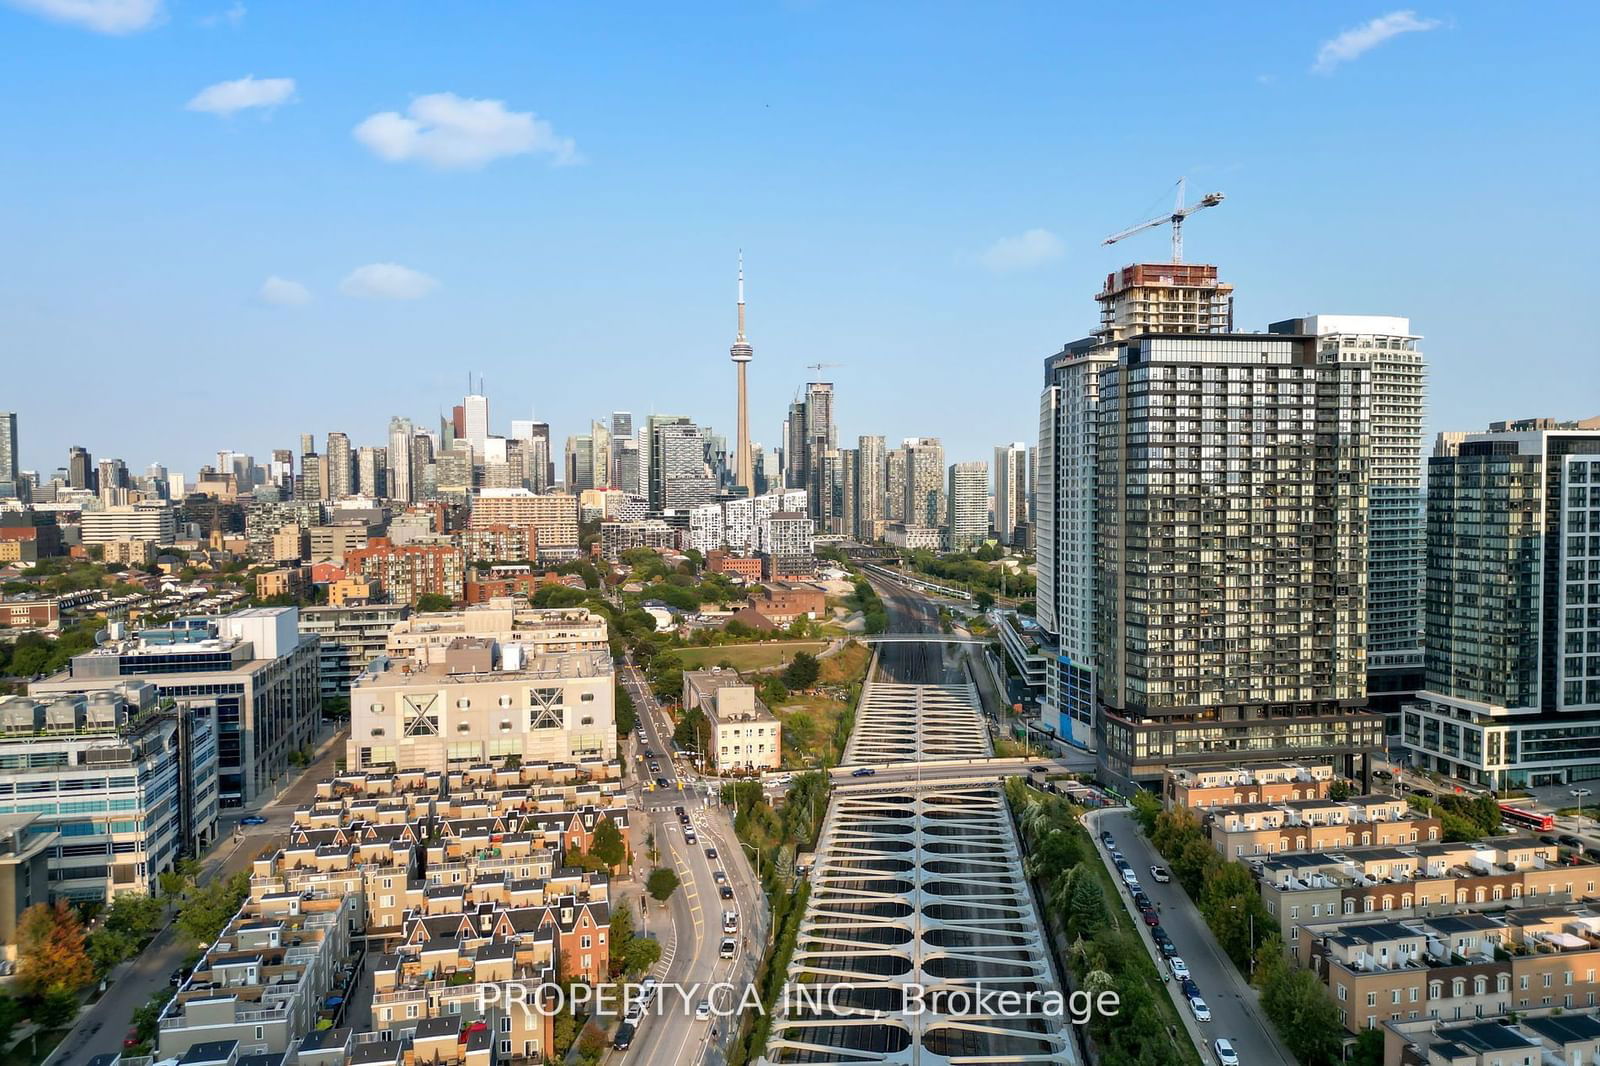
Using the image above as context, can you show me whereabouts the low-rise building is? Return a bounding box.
[1207,795,1442,859]
[706,550,763,582]
[1165,763,1337,811]
[709,685,779,774]
[748,582,825,625]
[344,537,465,606]
[80,502,176,546]
[0,597,59,631]
[256,565,312,601]
[1382,1009,1600,1066]
[600,520,675,562]
[382,602,608,665]
[101,538,155,566]
[347,642,617,775]
[327,575,379,607]
[884,522,944,550]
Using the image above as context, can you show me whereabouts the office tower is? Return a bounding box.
[758,447,781,498]
[1406,417,1600,789]
[1272,316,1427,729]
[611,411,633,441]
[510,420,552,491]
[729,256,755,494]
[1094,331,1379,792]
[856,435,886,541]
[269,449,294,491]
[410,434,435,497]
[803,383,834,522]
[565,435,593,491]
[902,437,944,528]
[645,415,694,509]
[297,435,314,459]
[356,446,387,498]
[464,393,489,455]
[0,413,16,488]
[324,432,353,499]
[387,417,414,502]
[296,454,323,502]
[885,447,907,523]
[590,421,611,490]
[946,461,988,551]
[993,442,1029,546]
[613,438,640,499]
[67,445,94,490]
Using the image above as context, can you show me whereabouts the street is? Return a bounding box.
[46,724,349,1066]
[616,656,767,1066]
[1085,807,1292,1066]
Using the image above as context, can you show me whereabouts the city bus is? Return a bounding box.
[1498,804,1555,832]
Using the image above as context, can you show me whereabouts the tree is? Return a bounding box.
[132,987,175,1043]
[674,708,709,754]
[622,936,662,975]
[1065,869,1108,939]
[33,987,79,1030]
[973,590,995,611]
[415,592,454,612]
[16,901,93,1000]
[590,817,626,870]
[646,867,680,903]
[177,871,249,946]
[614,683,638,735]
[1129,790,1162,836]
[1349,1028,1384,1066]
[0,994,22,1048]
[782,651,820,690]
[758,676,789,707]
[1327,778,1352,801]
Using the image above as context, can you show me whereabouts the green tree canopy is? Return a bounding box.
[646,867,680,902]
[590,817,626,870]
[781,651,820,690]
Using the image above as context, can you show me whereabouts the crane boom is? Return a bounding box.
[1101,177,1225,263]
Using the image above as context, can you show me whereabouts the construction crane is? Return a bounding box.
[1101,177,1225,264]
[806,362,842,377]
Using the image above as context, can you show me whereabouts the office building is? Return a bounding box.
[803,383,835,523]
[1274,316,1427,730]
[298,604,410,704]
[0,510,63,562]
[347,641,617,773]
[0,684,218,903]
[589,420,611,490]
[387,417,414,502]
[295,452,323,502]
[463,393,489,455]
[1094,331,1382,792]
[355,445,387,498]
[31,608,317,807]
[993,442,1029,546]
[903,437,945,529]
[610,411,633,441]
[565,434,593,491]
[67,445,94,490]
[945,461,988,551]
[1405,418,1600,788]
[80,501,177,545]
[612,437,640,498]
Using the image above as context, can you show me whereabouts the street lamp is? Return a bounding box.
[1572,788,1592,831]
[1230,902,1257,978]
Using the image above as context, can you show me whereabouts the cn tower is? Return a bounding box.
[730,253,754,493]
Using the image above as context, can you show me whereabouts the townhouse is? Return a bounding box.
[1206,795,1442,859]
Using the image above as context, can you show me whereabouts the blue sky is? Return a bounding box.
[2,1,1595,478]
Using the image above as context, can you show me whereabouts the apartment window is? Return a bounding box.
[256,1027,264,1040]
[500,1017,512,1032]
[1544,974,1553,988]
[581,935,591,949]
[1366,992,1377,1007]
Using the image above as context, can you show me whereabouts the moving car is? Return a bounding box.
[1169,957,1189,980]
[695,1001,712,1021]
[685,830,698,845]
[705,847,718,859]
[1189,996,1211,1022]
[719,885,734,900]
[714,869,727,884]
[851,767,876,777]
[655,777,669,789]
[1213,1037,1239,1066]
[1029,765,1047,773]
[719,938,736,959]
[240,815,267,826]
[1150,865,1171,883]
[1559,835,1585,850]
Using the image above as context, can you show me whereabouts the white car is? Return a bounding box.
[1213,1037,1239,1065]
[695,1001,712,1021]
[1189,996,1211,1022]
[1169,957,1189,980]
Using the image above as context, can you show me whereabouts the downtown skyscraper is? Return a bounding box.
[993,442,1029,546]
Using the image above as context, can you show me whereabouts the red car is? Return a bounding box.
[1142,908,1160,927]
[123,1027,142,1049]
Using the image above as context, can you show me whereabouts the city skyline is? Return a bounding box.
[4,5,1594,473]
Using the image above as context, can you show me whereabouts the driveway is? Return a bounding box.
[1085,808,1293,1066]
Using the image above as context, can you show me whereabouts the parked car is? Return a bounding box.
[1189,996,1211,1022]
[719,938,736,959]
[240,815,267,826]
[613,1022,636,1050]
[695,1001,712,1021]
[851,767,876,777]
[123,1027,141,1049]
[1169,957,1190,980]
[1150,865,1171,883]
[1181,977,1201,999]
[1213,1037,1239,1066]
[1142,909,1160,927]
[1133,892,1152,911]
[1559,835,1585,850]
[1122,868,1139,887]
[1101,831,1116,847]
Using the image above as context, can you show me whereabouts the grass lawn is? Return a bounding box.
[775,693,854,769]
[818,641,871,684]
[673,641,829,672]
[0,1030,67,1066]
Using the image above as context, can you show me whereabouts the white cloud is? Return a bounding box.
[186,76,296,117]
[340,263,438,301]
[353,92,580,170]
[198,1,244,27]
[258,276,310,307]
[3,0,163,34]
[1313,10,1440,74]
[978,229,1065,273]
